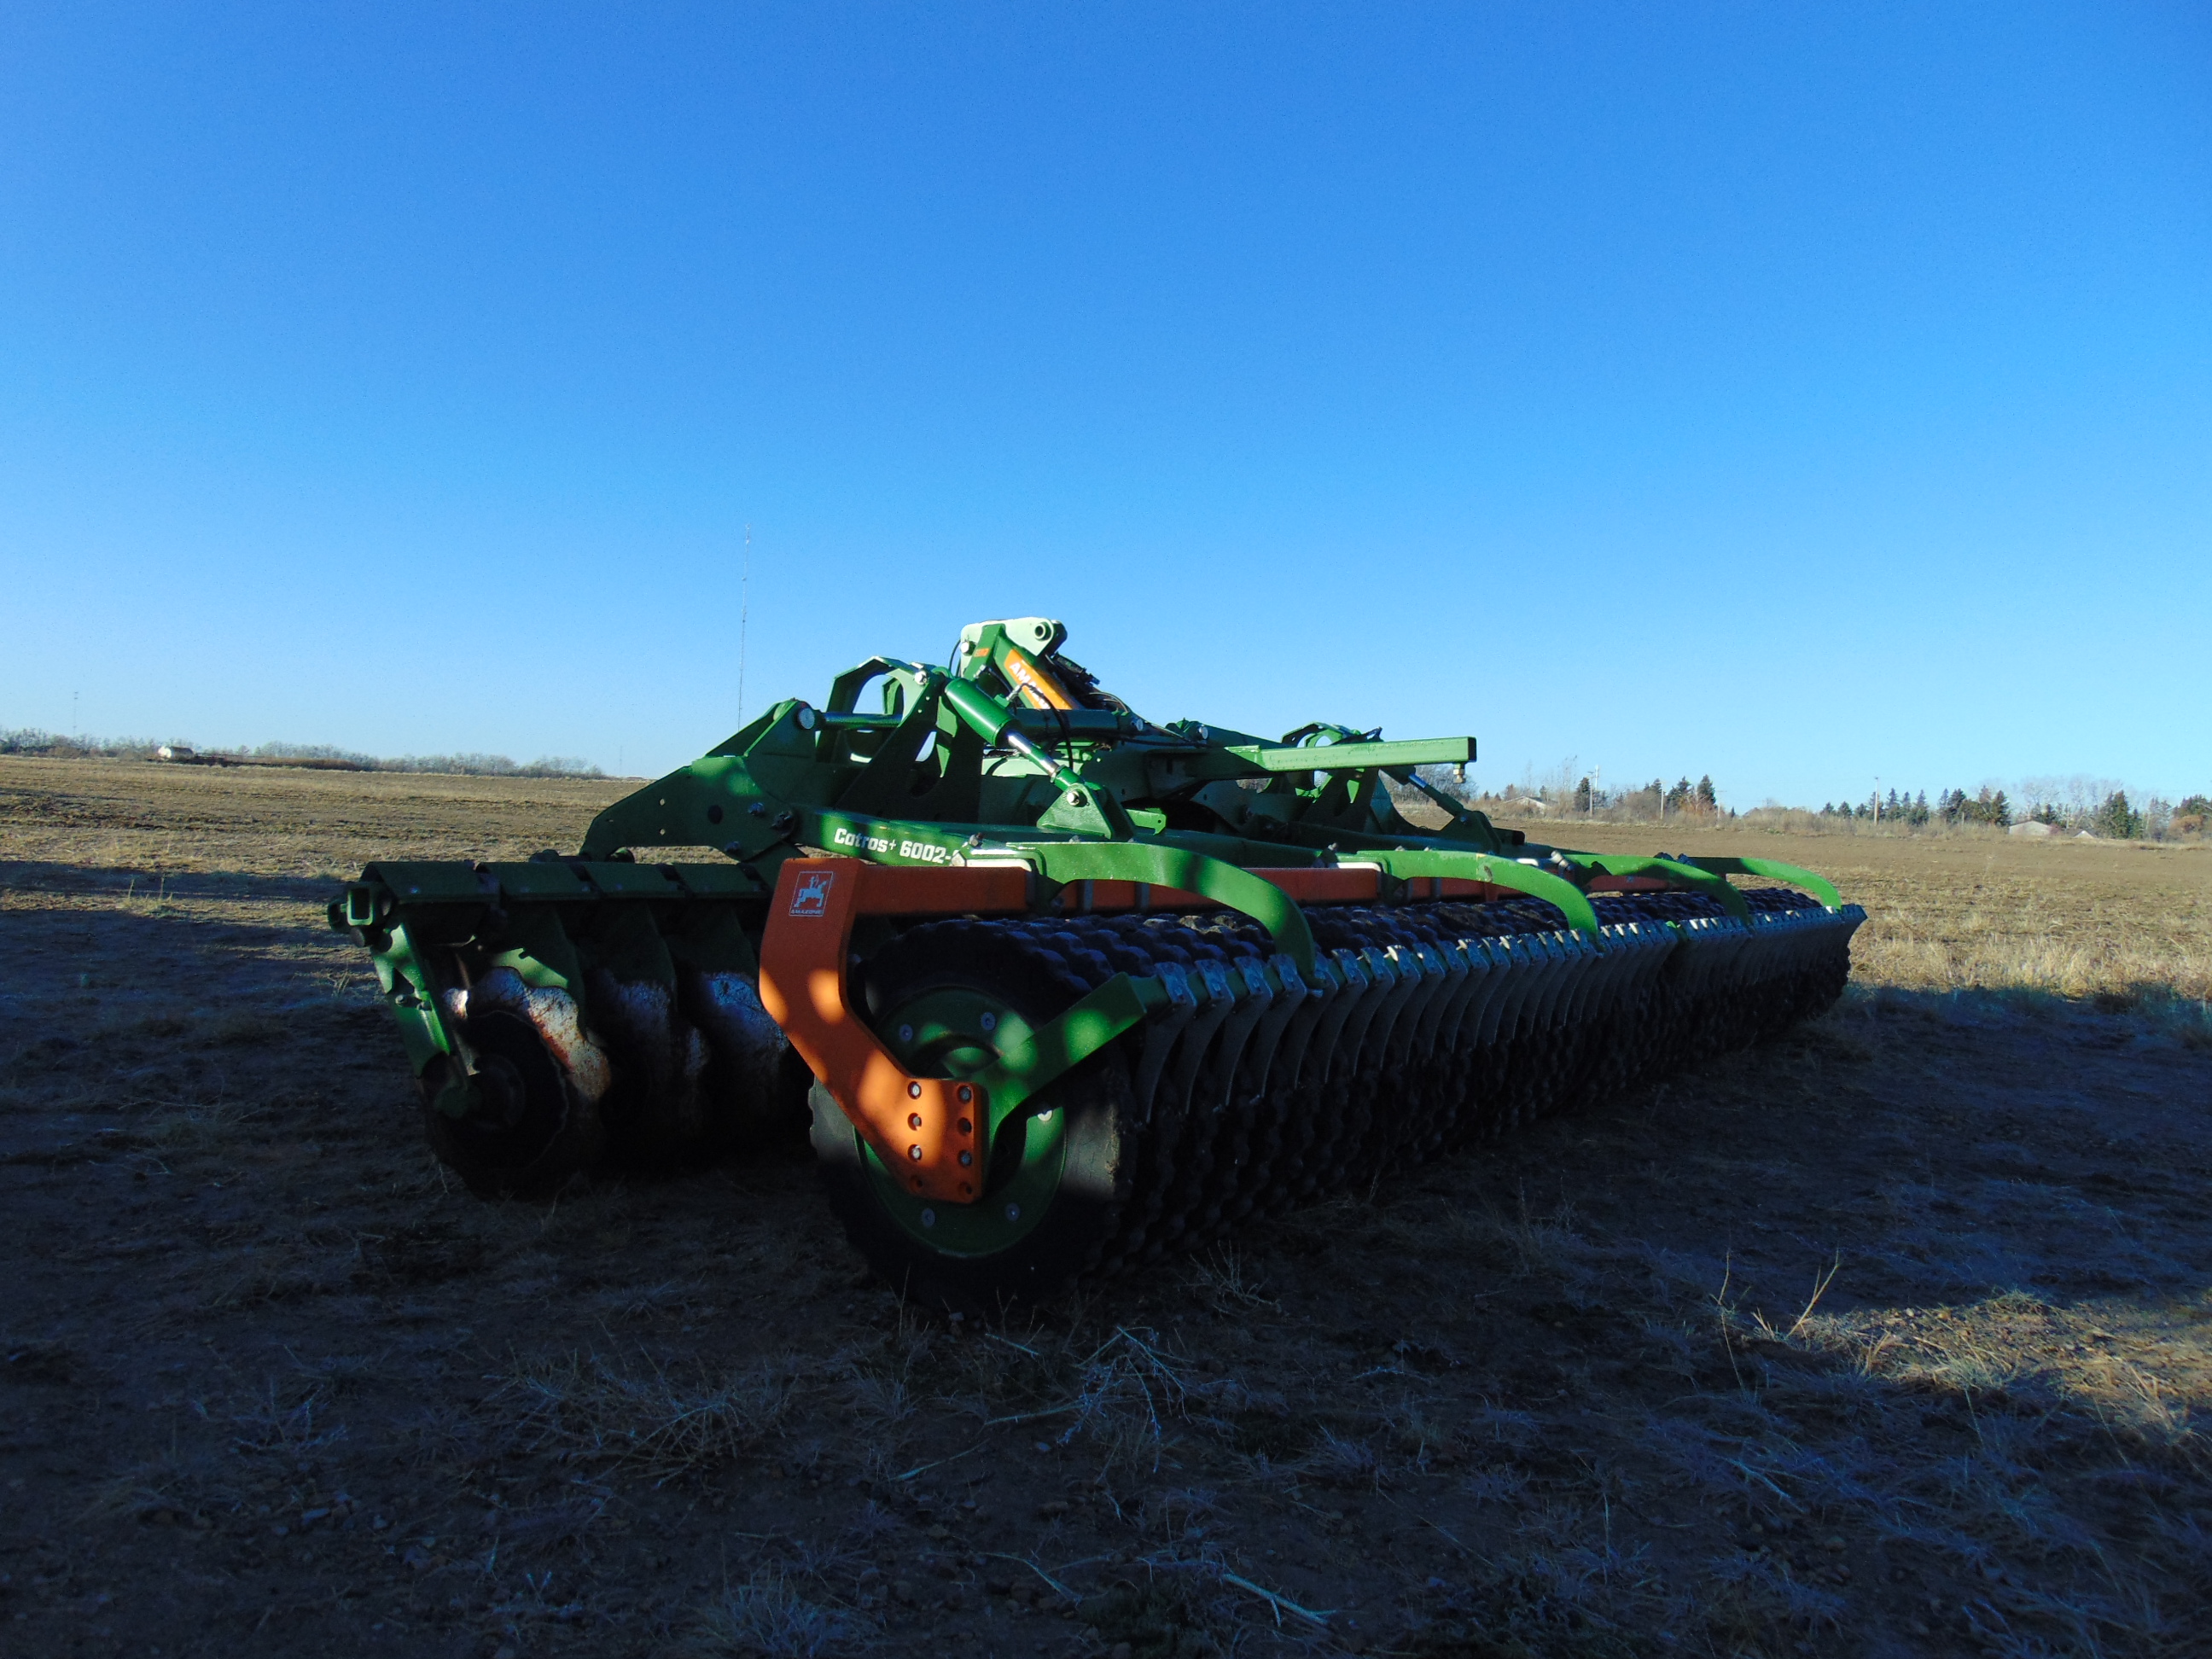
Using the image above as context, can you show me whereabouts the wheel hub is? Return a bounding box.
[863,986,1067,1256]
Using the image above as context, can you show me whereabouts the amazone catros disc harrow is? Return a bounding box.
[332,618,1863,1310]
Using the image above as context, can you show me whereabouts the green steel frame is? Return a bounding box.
[335,615,1846,1154]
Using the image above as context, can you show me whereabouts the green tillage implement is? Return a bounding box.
[331,617,1864,1310]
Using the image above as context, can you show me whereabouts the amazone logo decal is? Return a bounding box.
[789,871,835,917]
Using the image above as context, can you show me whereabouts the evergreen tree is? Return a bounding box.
[1574,776,1592,813]
[2096,790,2144,840]
[1696,774,1717,812]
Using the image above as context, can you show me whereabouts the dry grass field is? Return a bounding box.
[3,756,2209,1659]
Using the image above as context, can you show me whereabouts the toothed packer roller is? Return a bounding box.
[332,617,1863,1312]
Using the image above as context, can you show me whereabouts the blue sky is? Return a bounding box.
[2,3,2207,806]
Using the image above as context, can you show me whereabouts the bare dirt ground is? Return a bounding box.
[3,756,2209,1659]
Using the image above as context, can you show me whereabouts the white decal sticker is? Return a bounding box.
[828,824,953,864]
[789,871,835,917]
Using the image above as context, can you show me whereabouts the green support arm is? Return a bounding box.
[1223,736,1474,773]
[1015,840,1319,976]
[1668,856,1843,909]
[965,973,1173,1133]
[1558,853,1751,921]
[1346,847,1603,934]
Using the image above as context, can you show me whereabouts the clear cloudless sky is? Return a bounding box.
[2,3,2208,806]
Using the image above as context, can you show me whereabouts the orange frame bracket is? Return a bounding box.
[759,858,1033,1202]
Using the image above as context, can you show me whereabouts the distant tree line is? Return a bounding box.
[1813,782,2206,841]
[1408,764,1728,823]
[1819,787,1940,825]
[1941,787,2008,827]
[0,729,605,779]
[1413,760,2208,842]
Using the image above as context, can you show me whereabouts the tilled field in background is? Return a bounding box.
[3,755,2209,1659]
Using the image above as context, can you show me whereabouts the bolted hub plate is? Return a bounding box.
[861,987,1066,1256]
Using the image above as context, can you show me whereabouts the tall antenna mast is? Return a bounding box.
[738,523,752,724]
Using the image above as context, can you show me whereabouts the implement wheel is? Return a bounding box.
[420,1010,603,1197]
[810,923,1135,1314]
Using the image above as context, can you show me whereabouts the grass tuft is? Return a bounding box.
[690,1569,853,1657]
[487,1348,808,1475]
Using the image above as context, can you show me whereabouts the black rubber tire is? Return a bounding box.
[810,923,1136,1315]
[419,1010,603,1198]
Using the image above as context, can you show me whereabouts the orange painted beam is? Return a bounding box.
[758,859,989,1202]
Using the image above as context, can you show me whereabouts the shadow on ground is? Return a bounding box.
[3,888,2209,1659]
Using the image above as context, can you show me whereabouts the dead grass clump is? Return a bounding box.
[488,1348,808,1476]
[1793,1297,2212,1448]
[1855,928,2212,1008]
[1046,1327,1197,1478]
[79,1444,233,1528]
[2136,988,2212,1049]
[1182,1246,1281,1313]
[210,1379,350,1457]
[957,1324,1274,1485]
[1681,1292,2206,1648]
[835,1309,945,1440]
[1300,1428,1380,1487]
[1077,1579,1228,1657]
[690,1569,855,1658]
